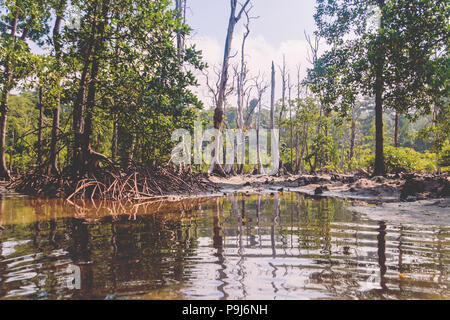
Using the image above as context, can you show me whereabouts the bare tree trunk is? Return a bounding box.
[72,4,97,175]
[254,78,267,174]
[72,0,111,176]
[49,0,65,175]
[270,62,275,129]
[374,86,385,175]
[278,55,287,132]
[256,99,263,174]
[340,131,346,170]
[83,0,109,162]
[37,88,44,165]
[229,9,252,175]
[175,0,186,61]
[276,56,288,175]
[394,112,399,148]
[127,132,136,169]
[211,0,251,176]
[374,0,386,176]
[349,119,356,162]
[111,114,118,162]
[9,129,14,173]
[0,2,20,180]
[295,65,301,173]
[288,75,293,172]
[300,122,308,172]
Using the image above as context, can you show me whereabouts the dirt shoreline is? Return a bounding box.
[209,173,450,225]
[3,172,450,225]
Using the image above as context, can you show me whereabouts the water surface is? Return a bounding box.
[0,192,448,300]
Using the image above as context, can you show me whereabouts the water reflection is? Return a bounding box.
[0,193,448,300]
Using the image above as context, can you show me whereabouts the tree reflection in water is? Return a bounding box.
[0,193,448,300]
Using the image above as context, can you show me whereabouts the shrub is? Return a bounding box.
[364,146,437,174]
[438,143,450,171]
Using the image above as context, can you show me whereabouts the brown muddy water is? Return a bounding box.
[0,191,448,300]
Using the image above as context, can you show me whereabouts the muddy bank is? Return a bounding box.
[350,198,450,226]
[210,172,449,201]
[210,172,450,225]
[4,170,449,225]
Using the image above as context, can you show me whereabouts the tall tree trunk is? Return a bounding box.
[211,0,250,175]
[37,88,44,165]
[111,114,118,162]
[270,61,275,129]
[374,0,386,176]
[340,131,346,169]
[72,4,97,175]
[288,75,293,172]
[374,74,385,176]
[230,14,250,175]
[295,65,301,173]
[49,0,65,175]
[300,123,308,172]
[72,0,110,176]
[279,55,287,137]
[0,2,20,179]
[277,56,288,175]
[256,98,264,174]
[235,19,250,174]
[82,0,110,171]
[127,132,136,169]
[394,112,399,148]
[9,129,14,173]
[175,0,185,62]
[349,119,356,162]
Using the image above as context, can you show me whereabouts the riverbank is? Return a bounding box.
[209,172,450,225]
[210,172,449,201]
[3,170,449,225]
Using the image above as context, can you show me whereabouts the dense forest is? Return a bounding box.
[0,0,448,198]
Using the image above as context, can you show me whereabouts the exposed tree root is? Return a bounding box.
[8,164,218,201]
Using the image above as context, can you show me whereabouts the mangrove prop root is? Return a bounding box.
[9,165,218,201]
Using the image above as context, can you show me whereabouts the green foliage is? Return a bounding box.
[438,142,450,169]
[0,0,448,177]
[309,0,448,116]
[7,91,40,173]
[364,146,437,174]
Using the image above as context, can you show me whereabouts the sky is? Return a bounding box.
[24,1,321,107]
[184,0,321,108]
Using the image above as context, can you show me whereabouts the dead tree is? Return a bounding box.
[276,55,289,175]
[210,0,252,176]
[230,6,257,174]
[295,64,303,173]
[305,30,321,131]
[288,74,294,172]
[278,55,287,127]
[305,31,325,170]
[175,0,187,61]
[253,75,269,174]
[270,62,276,130]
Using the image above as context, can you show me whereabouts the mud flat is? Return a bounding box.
[210,172,450,225]
[350,198,450,226]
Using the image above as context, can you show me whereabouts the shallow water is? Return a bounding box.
[0,192,448,300]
